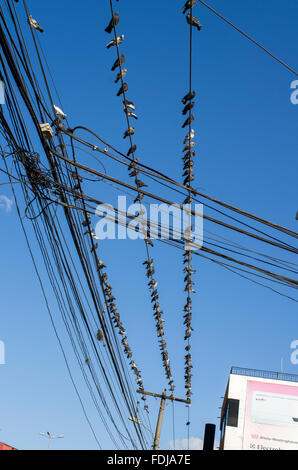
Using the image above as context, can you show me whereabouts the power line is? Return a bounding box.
[198,0,298,76]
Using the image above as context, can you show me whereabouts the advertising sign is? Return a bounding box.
[243,380,298,450]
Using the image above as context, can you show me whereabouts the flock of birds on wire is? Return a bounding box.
[23,0,204,404]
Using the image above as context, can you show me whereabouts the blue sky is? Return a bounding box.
[0,0,297,450]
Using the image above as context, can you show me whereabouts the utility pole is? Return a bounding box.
[137,389,190,450]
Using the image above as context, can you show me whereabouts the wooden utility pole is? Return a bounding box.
[137,389,191,450]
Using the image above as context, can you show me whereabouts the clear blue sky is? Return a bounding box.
[0,0,297,450]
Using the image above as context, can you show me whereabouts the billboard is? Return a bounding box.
[243,380,298,450]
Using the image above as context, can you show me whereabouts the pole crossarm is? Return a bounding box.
[137,389,191,405]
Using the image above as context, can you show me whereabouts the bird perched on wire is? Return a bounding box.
[96,329,104,342]
[183,129,195,144]
[123,127,135,139]
[106,34,124,49]
[53,105,66,122]
[186,13,202,31]
[111,54,125,71]
[182,102,195,115]
[135,178,147,188]
[182,115,194,128]
[28,15,44,33]
[115,69,127,83]
[117,83,128,96]
[128,158,139,170]
[183,150,195,160]
[105,12,119,34]
[123,99,136,110]
[183,141,195,152]
[127,144,137,156]
[182,90,196,105]
[182,0,197,14]
[124,108,138,120]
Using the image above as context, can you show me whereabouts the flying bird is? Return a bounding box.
[111,54,125,71]
[28,15,44,33]
[182,90,196,105]
[186,13,202,31]
[117,83,128,96]
[106,34,124,49]
[115,68,127,83]
[182,0,197,14]
[105,12,119,34]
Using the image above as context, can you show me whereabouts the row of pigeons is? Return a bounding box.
[80,209,148,406]
[97,254,148,409]
[143,259,175,393]
[105,12,148,212]
[105,9,175,394]
[105,13,138,146]
[183,251,195,400]
[181,0,202,402]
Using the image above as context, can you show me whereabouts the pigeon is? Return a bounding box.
[183,150,196,160]
[123,99,136,110]
[91,243,98,253]
[182,115,194,128]
[183,195,193,205]
[117,83,128,96]
[115,68,127,83]
[135,178,147,188]
[129,168,140,177]
[96,329,104,342]
[186,13,202,31]
[123,127,135,139]
[182,91,196,105]
[105,12,119,34]
[127,145,137,156]
[53,105,66,121]
[28,15,44,33]
[183,141,195,152]
[98,260,106,269]
[145,238,154,247]
[184,174,194,186]
[128,158,139,170]
[134,193,144,203]
[183,129,195,144]
[182,102,195,115]
[183,160,194,170]
[182,0,197,14]
[111,54,125,71]
[124,108,138,119]
[106,34,124,49]
[183,169,193,178]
